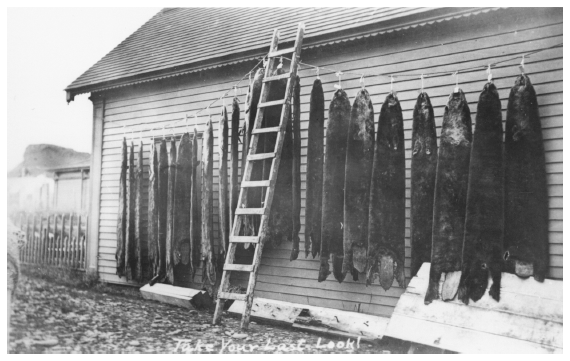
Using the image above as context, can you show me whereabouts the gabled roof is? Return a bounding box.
[66,7,499,100]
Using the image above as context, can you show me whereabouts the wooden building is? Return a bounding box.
[67,7,562,319]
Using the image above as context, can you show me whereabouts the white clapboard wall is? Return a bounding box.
[94,8,562,318]
[384,263,562,353]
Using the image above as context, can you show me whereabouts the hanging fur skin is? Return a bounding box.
[201,120,216,285]
[125,142,136,281]
[115,138,127,278]
[367,93,406,291]
[219,107,230,258]
[291,76,302,260]
[410,92,438,278]
[343,88,375,280]
[173,133,193,269]
[458,82,504,305]
[147,142,159,278]
[150,139,169,285]
[319,89,351,283]
[504,74,549,282]
[304,79,325,259]
[425,90,472,305]
[134,142,144,282]
[165,140,177,284]
[190,128,201,281]
[230,97,241,230]
[262,68,292,249]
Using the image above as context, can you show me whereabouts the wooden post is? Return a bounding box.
[87,94,105,275]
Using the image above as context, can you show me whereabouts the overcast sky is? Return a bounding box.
[7,7,161,171]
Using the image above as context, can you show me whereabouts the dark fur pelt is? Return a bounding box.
[201,120,216,285]
[134,142,144,282]
[115,138,127,278]
[291,76,302,260]
[263,69,292,249]
[425,90,472,304]
[504,74,549,282]
[319,89,351,283]
[230,98,241,230]
[147,142,159,278]
[190,129,201,280]
[165,140,177,284]
[173,133,193,270]
[343,89,375,280]
[218,108,230,259]
[125,142,136,281]
[458,82,504,305]
[304,79,325,259]
[153,139,169,284]
[366,93,405,291]
[410,92,438,278]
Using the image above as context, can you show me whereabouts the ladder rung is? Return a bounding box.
[263,72,291,82]
[248,152,275,161]
[218,292,247,301]
[231,236,260,244]
[241,180,271,188]
[252,126,280,134]
[258,99,285,108]
[235,208,266,215]
[224,264,254,272]
[268,47,296,58]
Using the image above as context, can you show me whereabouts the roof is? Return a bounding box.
[8,144,90,178]
[66,7,500,100]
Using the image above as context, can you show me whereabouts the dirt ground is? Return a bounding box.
[9,269,409,354]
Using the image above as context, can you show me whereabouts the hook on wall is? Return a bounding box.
[420,74,424,94]
[487,64,493,83]
[315,67,320,80]
[453,71,459,93]
[519,55,525,75]
[360,74,365,89]
[334,71,343,90]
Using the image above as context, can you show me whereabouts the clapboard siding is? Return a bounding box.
[94,8,562,317]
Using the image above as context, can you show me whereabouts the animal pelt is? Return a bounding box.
[304,79,325,259]
[425,90,472,305]
[115,138,127,278]
[291,76,302,260]
[230,97,241,230]
[366,93,406,291]
[134,141,144,282]
[150,139,169,285]
[125,142,136,281]
[201,120,216,285]
[218,107,230,259]
[190,128,201,280]
[319,89,351,283]
[164,140,177,284]
[343,88,375,280]
[410,92,438,278]
[504,74,549,282]
[173,133,193,270]
[458,82,504,305]
[147,142,159,278]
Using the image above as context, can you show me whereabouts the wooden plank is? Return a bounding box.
[224,264,254,272]
[385,263,563,353]
[252,126,280,134]
[230,236,260,244]
[247,152,275,161]
[234,208,266,215]
[139,283,201,309]
[218,292,247,301]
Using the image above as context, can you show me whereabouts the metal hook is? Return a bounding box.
[421,74,424,94]
[234,85,238,98]
[519,55,525,75]
[277,56,283,69]
[360,74,365,89]
[453,71,459,93]
[334,71,343,90]
[185,114,189,133]
[315,67,320,80]
[487,64,493,83]
[162,125,166,140]
[390,75,394,92]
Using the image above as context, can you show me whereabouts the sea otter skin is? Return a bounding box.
[458,82,504,305]
[164,140,177,284]
[425,90,472,305]
[230,98,240,231]
[125,142,136,281]
[319,89,351,283]
[291,76,302,261]
[201,120,216,285]
[115,138,127,278]
[366,93,406,291]
[304,79,325,259]
[343,88,375,280]
[218,108,230,259]
[190,129,201,280]
[410,92,438,278]
[504,74,549,282]
[147,142,159,278]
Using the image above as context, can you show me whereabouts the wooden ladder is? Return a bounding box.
[213,23,305,330]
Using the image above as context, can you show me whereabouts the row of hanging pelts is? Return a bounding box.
[302,71,548,306]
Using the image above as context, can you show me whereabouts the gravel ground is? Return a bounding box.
[9,274,407,354]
